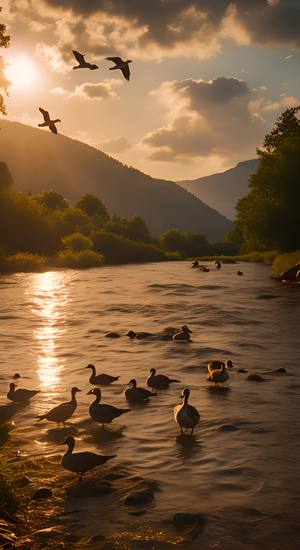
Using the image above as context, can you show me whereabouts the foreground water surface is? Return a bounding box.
[1,261,300,548]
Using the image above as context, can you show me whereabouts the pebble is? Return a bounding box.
[274,367,287,375]
[247,374,266,382]
[31,487,53,500]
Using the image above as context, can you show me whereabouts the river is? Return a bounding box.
[0,261,299,548]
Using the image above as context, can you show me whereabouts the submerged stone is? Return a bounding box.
[173,512,206,530]
[31,487,53,500]
[105,332,120,338]
[247,374,266,382]
[124,487,154,507]
[274,367,287,375]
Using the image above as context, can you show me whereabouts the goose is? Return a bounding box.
[173,325,192,342]
[174,388,200,435]
[125,379,156,402]
[106,57,132,81]
[72,50,98,70]
[237,270,243,276]
[207,364,229,386]
[215,260,222,269]
[147,368,180,389]
[37,387,81,425]
[192,261,199,268]
[7,383,40,403]
[126,330,153,339]
[38,107,61,134]
[61,436,115,480]
[85,364,119,386]
[207,360,233,374]
[87,388,130,427]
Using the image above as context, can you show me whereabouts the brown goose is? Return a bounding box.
[174,388,200,435]
[37,387,81,425]
[147,368,180,389]
[106,56,132,80]
[38,107,61,134]
[173,325,192,341]
[7,383,40,403]
[72,50,98,70]
[125,379,156,402]
[61,436,116,480]
[85,364,119,385]
[207,364,229,385]
[87,388,130,426]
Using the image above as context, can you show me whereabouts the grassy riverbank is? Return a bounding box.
[193,251,278,265]
[272,250,300,276]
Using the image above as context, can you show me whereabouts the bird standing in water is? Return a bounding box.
[61,435,116,480]
[174,388,200,435]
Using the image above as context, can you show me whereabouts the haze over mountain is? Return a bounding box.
[178,160,259,220]
[0,120,231,241]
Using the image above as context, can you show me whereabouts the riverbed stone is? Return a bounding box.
[124,486,154,507]
[173,512,206,530]
[274,367,287,375]
[66,479,114,499]
[105,332,121,338]
[16,474,31,487]
[31,487,53,500]
[247,374,266,382]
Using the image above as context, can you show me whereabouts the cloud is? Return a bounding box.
[13,0,300,61]
[143,77,266,163]
[100,136,131,153]
[36,43,70,73]
[51,79,122,100]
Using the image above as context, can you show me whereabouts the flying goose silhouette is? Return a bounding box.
[174,388,200,435]
[61,435,115,479]
[72,50,98,70]
[106,57,132,81]
[38,107,61,134]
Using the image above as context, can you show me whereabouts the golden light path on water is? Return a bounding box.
[26,271,70,391]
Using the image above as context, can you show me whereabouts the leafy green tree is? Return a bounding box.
[35,189,69,210]
[0,7,10,115]
[76,194,109,220]
[160,229,210,256]
[62,232,92,252]
[160,230,187,255]
[229,106,300,252]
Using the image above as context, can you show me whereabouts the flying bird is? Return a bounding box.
[106,57,132,81]
[72,50,98,70]
[38,108,61,134]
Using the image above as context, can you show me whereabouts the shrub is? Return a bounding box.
[56,249,104,269]
[62,232,93,251]
[0,253,47,273]
[92,230,166,264]
[272,250,300,275]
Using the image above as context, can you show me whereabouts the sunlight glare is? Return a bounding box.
[6,56,38,90]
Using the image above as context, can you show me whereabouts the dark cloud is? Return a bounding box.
[144,77,265,163]
[36,0,300,52]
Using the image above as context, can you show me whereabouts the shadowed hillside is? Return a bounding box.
[0,120,231,240]
[178,160,259,220]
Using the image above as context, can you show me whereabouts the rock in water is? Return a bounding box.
[247,374,265,382]
[173,512,206,530]
[31,487,53,500]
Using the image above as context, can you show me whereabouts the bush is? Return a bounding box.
[62,232,93,251]
[272,250,300,275]
[56,249,104,269]
[0,253,47,273]
[92,230,166,264]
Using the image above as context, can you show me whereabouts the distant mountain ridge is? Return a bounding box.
[178,159,259,220]
[0,119,231,241]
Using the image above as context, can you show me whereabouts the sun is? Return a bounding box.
[6,56,38,90]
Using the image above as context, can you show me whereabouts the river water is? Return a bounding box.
[0,261,300,548]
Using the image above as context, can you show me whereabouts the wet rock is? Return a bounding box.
[31,487,53,500]
[247,374,266,382]
[13,373,20,379]
[124,486,154,507]
[127,509,147,516]
[219,424,239,432]
[66,479,114,499]
[238,368,247,373]
[16,475,31,487]
[105,332,120,338]
[274,367,287,375]
[33,526,63,539]
[173,512,206,530]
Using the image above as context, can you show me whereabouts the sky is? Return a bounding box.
[1,0,300,181]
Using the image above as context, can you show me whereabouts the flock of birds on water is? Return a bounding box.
[38,51,132,134]
[1,294,235,481]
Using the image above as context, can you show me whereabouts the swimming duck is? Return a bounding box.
[7,383,40,403]
[125,379,156,402]
[72,50,98,70]
[87,388,130,426]
[85,364,119,386]
[237,270,243,276]
[192,261,199,268]
[147,368,180,389]
[126,330,153,339]
[106,56,132,80]
[207,364,229,386]
[174,388,200,435]
[61,436,116,480]
[38,107,61,134]
[215,260,222,269]
[37,387,81,425]
[207,360,233,374]
[173,325,192,342]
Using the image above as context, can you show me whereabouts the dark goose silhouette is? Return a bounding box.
[106,57,132,80]
[38,107,61,134]
[61,435,115,479]
[72,50,98,70]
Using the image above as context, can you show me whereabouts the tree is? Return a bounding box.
[0,162,13,190]
[75,194,109,222]
[228,107,300,252]
[35,189,69,210]
[62,232,92,252]
[0,7,10,115]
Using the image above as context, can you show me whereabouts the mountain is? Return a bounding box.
[0,119,231,241]
[178,159,259,220]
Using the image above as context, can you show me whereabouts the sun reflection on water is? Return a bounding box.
[27,271,71,391]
